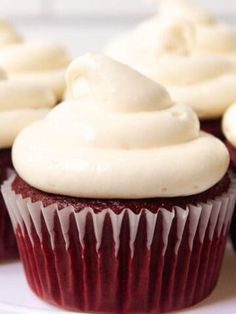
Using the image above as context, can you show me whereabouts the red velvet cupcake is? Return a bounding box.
[2,54,235,313]
[106,16,236,141]
[223,104,236,250]
[0,69,56,261]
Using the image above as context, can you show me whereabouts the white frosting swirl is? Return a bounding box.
[158,0,236,57]
[149,54,236,119]
[223,103,236,148]
[0,41,69,101]
[0,18,22,46]
[13,54,229,199]
[106,0,236,119]
[0,71,56,149]
[158,0,216,25]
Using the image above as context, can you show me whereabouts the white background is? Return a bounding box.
[0,0,235,58]
[1,0,236,16]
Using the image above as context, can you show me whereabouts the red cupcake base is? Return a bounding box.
[224,142,236,251]
[0,149,18,261]
[2,175,236,313]
[230,210,236,251]
[200,118,224,140]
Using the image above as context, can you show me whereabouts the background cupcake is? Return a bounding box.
[0,70,56,260]
[2,54,235,312]
[0,41,69,102]
[106,2,236,139]
[158,0,236,62]
[223,103,236,250]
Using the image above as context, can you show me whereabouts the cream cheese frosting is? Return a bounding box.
[0,18,22,46]
[106,13,236,119]
[12,54,229,199]
[158,0,215,24]
[158,0,236,59]
[223,103,236,148]
[151,54,236,119]
[0,70,56,149]
[0,41,69,101]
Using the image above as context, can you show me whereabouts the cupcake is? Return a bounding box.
[2,54,235,312]
[0,70,56,260]
[106,4,236,139]
[223,103,236,250]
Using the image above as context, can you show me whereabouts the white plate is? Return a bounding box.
[0,245,235,314]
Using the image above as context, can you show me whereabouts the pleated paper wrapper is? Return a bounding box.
[2,174,236,313]
[0,168,18,260]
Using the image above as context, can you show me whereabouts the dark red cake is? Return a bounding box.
[225,141,236,169]
[12,174,230,214]
[200,118,224,140]
[2,174,234,313]
[224,141,236,251]
[0,149,18,260]
[230,209,236,251]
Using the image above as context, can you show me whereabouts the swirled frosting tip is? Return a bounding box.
[0,18,22,46]
[66,53,173,112]
[106,0,236,120]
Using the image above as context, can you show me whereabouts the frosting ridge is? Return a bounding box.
[0,72,56,149]
[0,41,69,100]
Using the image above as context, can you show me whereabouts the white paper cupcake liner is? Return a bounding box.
[2,175,236,255]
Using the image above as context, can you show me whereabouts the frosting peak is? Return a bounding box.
[67,53,172,112]
[0,18,22,46]
[158,0,215,25]
[13,54,229,199]
[153,18,195,56]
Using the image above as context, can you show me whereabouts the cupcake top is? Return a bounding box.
[0,69,56,149]
[158,0,236,58]
[106,16,236,119]
[223,103,236,148]
[0,41,69,101]
[0,18,22,46]
[106,0,236,62]
[13,54,229,199]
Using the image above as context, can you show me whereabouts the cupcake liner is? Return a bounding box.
[0,168,18,261]
[2,175,236,313]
